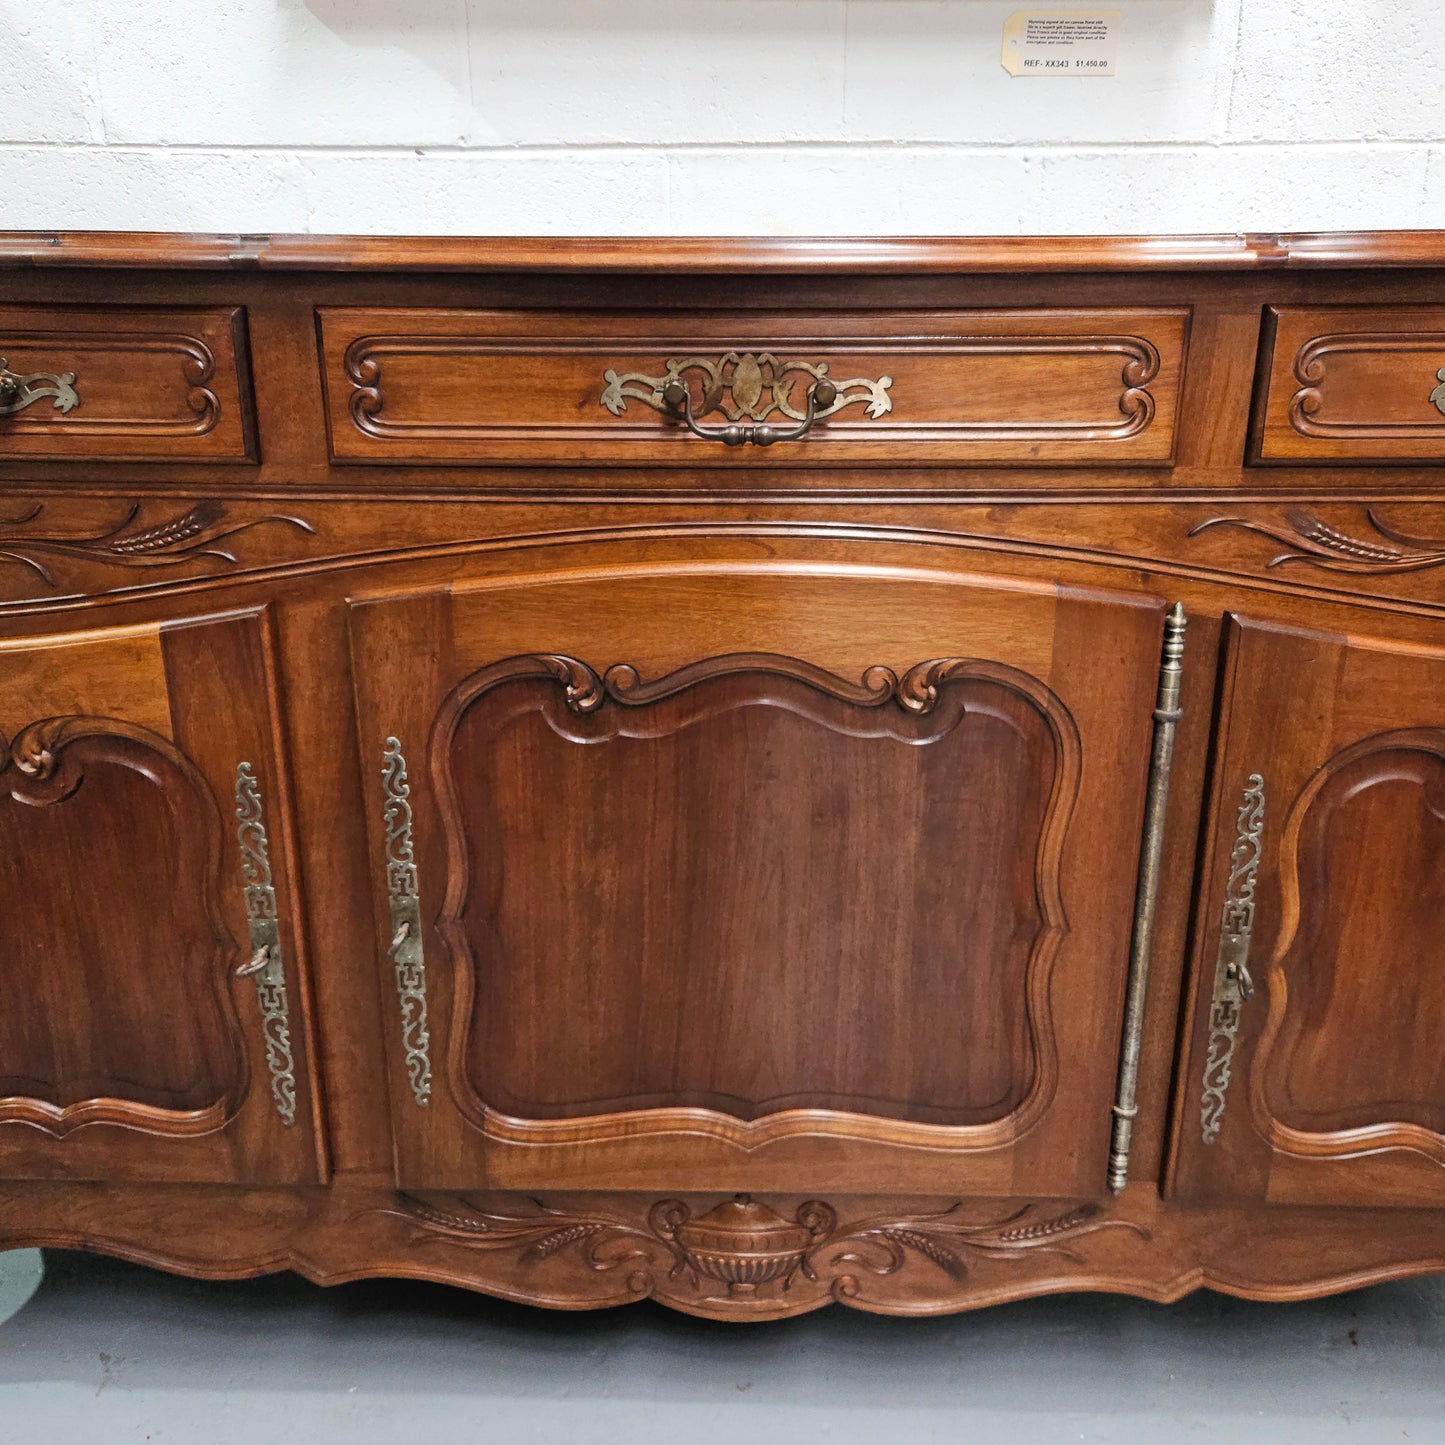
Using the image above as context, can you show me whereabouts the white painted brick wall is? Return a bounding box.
[1,0,1441,234]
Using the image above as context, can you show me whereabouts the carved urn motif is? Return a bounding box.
[661,1194,833,1295]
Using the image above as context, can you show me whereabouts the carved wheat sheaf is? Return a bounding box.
[371,1193,1148,1310]
[0,501,314,589]
[1190,508,1445,577]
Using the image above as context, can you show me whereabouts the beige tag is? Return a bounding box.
[1002,10,1120,76]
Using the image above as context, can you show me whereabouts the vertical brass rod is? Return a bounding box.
[1108,602,1187,1194]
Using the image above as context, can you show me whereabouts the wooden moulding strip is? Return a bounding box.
[0,230,1441,274]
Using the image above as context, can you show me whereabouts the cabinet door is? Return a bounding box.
[1173,615,1445,1208]
[352,552,1167,1197]
[0,611,321,1183]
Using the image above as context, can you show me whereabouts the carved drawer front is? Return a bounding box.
[348,538,1167,1196]
[319,307,1190,467]
[1253,306,1445,463]
[0,306,256,461]
[1171,614,1445,1209]
[0,609,322,1184]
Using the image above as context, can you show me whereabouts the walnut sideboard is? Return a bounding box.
[1,231,1445,1321]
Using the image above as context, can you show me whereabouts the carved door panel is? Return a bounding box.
[349,553,1166,1196]
[0,610,321,1183]
[1173,615,1445,1208]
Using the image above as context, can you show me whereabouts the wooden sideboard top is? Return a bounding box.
[2,230,1445,273]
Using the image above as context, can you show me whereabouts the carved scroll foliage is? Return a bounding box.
[375,1193,1147,1311]
[1200,775,1265,1145]
[1190,508,1445,577]
[5,715,91,781]
[471,651,1035,720]
[383,737,432,1107]
[600,352,894,425]
[0,501,314,590]
[234,763,298,1128]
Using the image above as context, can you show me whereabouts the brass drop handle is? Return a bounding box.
[661,377,838,447]
[0,357,80,417]
[236,943,273,978]
[1227,958,1254,1001]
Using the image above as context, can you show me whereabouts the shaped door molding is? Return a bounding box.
[0,714,243,1139]
[1252,728,1445,1169]
[429,650,1081,1154]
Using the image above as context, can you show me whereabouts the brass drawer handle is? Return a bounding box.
[662,375,836,447]
[600,352,893,447]
[1430,366,1445,416]
[0,358,79,417]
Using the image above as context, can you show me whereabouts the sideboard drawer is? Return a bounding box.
[0,306,257,462]
[1253,306,1445,464]
[319,307,1190,467]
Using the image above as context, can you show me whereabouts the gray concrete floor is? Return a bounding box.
[1,1248,1443,1442]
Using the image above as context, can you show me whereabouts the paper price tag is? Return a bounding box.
[1002,10,1120,77]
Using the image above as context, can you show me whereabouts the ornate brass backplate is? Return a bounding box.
[382,736,432,1108]
[601,352,892,430]
[1200,774,1266,1144]
[234,762,298,1127]
[0,359,79,417]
